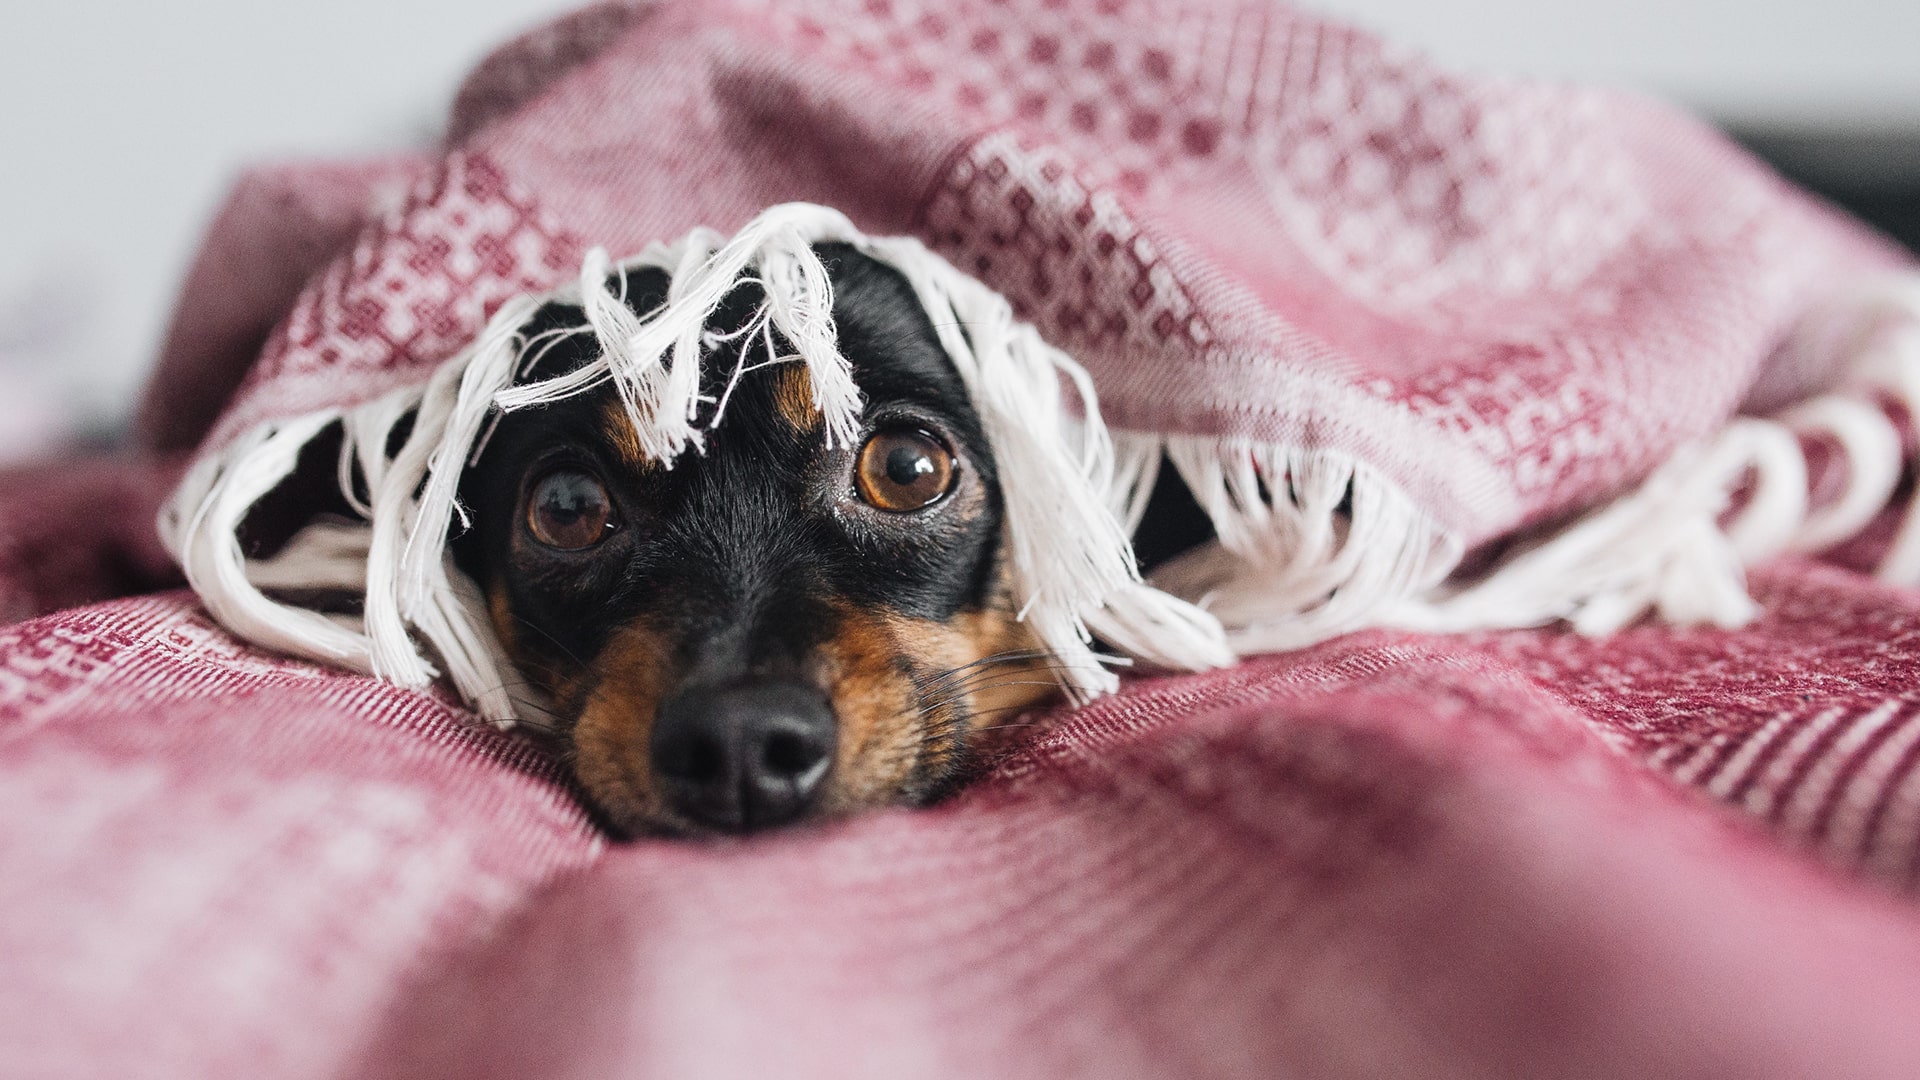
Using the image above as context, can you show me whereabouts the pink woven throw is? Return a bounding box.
[13,4,1920,1075]
[153,0,1920,727]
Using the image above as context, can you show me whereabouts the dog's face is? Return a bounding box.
[455,245,1053,836]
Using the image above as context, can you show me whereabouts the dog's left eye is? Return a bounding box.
[856,429,956,512]
[526,469,618,549]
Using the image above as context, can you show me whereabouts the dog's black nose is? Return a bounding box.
[650,681,836,832]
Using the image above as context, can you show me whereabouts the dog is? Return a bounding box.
[453,244,1078,837]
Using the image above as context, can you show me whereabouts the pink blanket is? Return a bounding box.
[7,1,1920,1075]
[7,564,1920,1077]
[154,0,1920,710]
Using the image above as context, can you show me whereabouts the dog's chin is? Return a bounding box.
[563,783,700,842]
[619,813,843,842]
[580,791,841,842]
[567,756,966,841]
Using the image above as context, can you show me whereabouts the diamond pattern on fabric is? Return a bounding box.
[211,152,583,445]
[921,132,1213,360]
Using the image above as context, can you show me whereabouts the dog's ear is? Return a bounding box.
[510,267,674,385]
[1128,460,1217,574]
[613,266,672,319]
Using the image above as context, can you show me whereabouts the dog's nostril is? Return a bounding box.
[650,681,837,833]
[762,728,822,778]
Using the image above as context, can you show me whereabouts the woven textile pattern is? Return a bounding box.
[10,1,1920,1074]
[8,574,1920,1076]
[172,0,1910,540]
[206,152,584,449]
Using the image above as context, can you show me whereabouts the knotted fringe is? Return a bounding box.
[1393,276,1920,635]
[159,204,1233,727]
[493,207,865,456]
[160,294,544,725]
[862,232,1232,687]
[1104,434,1462,653]
[161,201,1920,727]
[1114,276,1920,646]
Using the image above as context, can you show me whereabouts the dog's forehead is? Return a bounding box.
[516,244,972,408]
[810,243,974,408]
[506,245,985,473]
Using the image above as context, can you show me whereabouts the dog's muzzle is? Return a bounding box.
[650,680,837,832]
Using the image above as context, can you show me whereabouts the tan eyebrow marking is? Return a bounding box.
[772,365,821,434]
[599,397,654,472]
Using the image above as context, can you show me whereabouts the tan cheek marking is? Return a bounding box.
[818,572,1061,812]
[880,614,988,786]
[569,623,677,833]
[952,601,1057,723]
[772,365,820,433]
[487,579,593,716]
[943,558,1059,723]
[891,583,1057,769]
[487,582,562,704]
[816,606,920,813]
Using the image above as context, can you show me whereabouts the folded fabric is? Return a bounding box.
[9,3,1920,1076]
[145,0,1920,726]
[8,566,1920,1078]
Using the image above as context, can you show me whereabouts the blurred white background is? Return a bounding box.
[2,0,1917,461]
[0,0,561,458]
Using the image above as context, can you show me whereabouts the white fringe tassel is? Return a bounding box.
[493,206,865,454]
[1120,434,1462,653]
[1389,276,1920,635]
[162,411,372,668]
[1078,277,1920,653]
[160,206,1920,727]
[855,229,1233,697]
[159,203,1237,724]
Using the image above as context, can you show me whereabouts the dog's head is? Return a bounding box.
[454,245,1055,836]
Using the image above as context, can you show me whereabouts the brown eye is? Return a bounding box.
[526,469,617,549]
[855,429,956,512]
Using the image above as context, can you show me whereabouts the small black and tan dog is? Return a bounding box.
[453,245,1063,837]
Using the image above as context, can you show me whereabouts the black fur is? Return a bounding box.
[452,245,1004,745]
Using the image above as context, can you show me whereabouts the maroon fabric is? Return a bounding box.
[183,0,1909,548]
[0,596,600,1079]
[0,455,185,623]
[9,568,1920,1077]
[11,3,1920,1075]
[446,1,651,145]
[135,155,430,452]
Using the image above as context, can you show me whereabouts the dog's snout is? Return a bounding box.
[651,681,836,832]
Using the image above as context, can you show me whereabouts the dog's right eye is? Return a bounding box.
[855,429,956,513]
[526,469,617,550]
